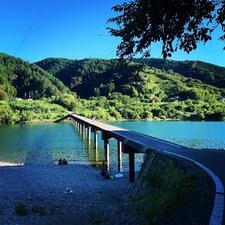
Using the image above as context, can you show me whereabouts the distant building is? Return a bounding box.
[150,99,159,103]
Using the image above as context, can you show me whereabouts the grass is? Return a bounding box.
[89,210,109,225]
[32,204,46,216]
[134,159,195,224]
[50,207,56,215]
[0,99,68,124]
[15,203,27,215]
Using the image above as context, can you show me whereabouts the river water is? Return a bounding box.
[0,121,224,170]
[109,120,225,149]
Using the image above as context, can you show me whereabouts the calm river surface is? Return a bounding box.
[109,121,225,149]
[0,121,224,170]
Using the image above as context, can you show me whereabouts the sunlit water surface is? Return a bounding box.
[108,121,225,149]
[0,121,224,170]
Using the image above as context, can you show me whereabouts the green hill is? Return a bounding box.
[132,58,225,88]
[36,58,225,101]
[36,58,114,97]
[0,53,69,100]
[36,57,225,121]
[0,54,224,123]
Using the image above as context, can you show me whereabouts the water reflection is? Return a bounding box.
[0,123,143,171]
[73,125,105,167]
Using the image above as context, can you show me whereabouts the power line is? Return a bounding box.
[104,49,116,59]
[13,0,48,56]
[98,34,117,58]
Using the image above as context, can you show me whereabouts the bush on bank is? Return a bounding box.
[0,99,68,124]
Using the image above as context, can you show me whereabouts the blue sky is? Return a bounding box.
[0,0,225,67]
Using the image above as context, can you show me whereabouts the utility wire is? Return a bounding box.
[104,49,116,59]
[13,0,48,56]
[98,34,117,59]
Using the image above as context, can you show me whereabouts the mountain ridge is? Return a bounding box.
[0,53,69,100]
[0,53,225,122]
[35,57,225,100]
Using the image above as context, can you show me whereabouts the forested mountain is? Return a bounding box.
[35,57,225,121]
[132,58,225,88]
[0,54,225,122]
[36,58,225,101]
[0,53,69,100]
[36,58,115,97]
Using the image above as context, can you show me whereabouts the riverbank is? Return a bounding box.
[133,153,215,224]
[0,163,136,225]
[0,154,215,225]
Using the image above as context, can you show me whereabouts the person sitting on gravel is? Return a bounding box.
[58,158,63,165]
[62,158,68,165]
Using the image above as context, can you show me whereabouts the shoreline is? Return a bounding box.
[0,114,224,125]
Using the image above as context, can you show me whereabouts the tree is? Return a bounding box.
[108,0,225,59]
[0,90,8,100]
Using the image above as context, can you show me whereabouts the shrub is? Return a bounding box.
[32,204,46,216]
[136,160,194,224]
[15,203,27,215]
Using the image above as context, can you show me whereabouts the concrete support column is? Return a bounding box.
[104,139,109,171]
[117,141,122,172]
[95,147,98,161]
[83,124,86,133]
[129,152,135,182]
[88,127,91,139]
[94,131,98,149]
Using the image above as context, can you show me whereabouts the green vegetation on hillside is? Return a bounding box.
[0,54,225,123]
[70,96,225,121]
[0,99,68,124]
[0,53,69,101]
[36,58,225,121]
[36,58,225,99]
[133,58,225,88]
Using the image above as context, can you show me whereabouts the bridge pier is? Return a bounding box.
[117,141,122,172]
[78,122,81,132]
[87,127,91,140]
[123,144,137,182]
[94,131,98,149]
[95,145,98,161]
[80,123,83,134]
[70,115,138,183]
[81,123,83,133]
[104,138,109,171]
[82,123,85,133]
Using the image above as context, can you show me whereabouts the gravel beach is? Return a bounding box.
[0,163,136,225]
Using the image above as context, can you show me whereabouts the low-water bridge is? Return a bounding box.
[68,113,225,225]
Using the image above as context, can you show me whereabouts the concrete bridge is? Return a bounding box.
[69,113,225,225]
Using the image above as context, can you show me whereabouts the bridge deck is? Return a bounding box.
[70,113,225,225]
[71,113,194,153]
